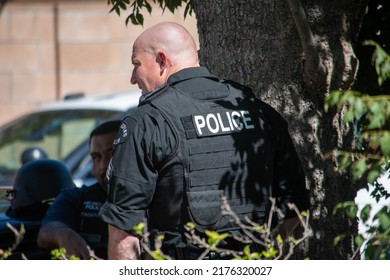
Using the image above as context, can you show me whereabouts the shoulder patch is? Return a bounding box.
[104,159,113,194]
[113,122,129,147]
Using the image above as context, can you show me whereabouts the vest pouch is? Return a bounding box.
[186,190,223,231]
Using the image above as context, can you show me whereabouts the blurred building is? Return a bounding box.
[0,0,198,125]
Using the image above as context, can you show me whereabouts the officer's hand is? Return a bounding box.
[56,227,91,259]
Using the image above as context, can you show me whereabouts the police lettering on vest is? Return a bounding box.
[192,109,256,137]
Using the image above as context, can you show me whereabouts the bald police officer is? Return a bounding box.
[98,22,309,260]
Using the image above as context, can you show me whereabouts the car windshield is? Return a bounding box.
[0,109,120,187]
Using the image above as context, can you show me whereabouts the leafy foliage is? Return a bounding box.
[106,0,193,26]
[0,223,25,260]
[50,248,80,260]
[325,89,389,183]
[363,40,390,87]
[326,41,390,259]
[137,198,312,260]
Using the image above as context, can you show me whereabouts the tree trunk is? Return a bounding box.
[192,0,368,259]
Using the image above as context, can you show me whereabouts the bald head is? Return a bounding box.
[130,22,200,94]
[135,22,199,68]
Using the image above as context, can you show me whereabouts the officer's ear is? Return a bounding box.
[157,51,168,71]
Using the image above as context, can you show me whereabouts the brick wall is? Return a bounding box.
[0,0,198,125]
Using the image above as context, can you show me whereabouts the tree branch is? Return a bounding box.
[287,0,327,84]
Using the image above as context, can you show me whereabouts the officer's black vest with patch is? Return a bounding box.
[143,77,281,246]
[79,183,108,259]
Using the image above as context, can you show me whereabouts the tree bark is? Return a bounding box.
[192,0,368,259]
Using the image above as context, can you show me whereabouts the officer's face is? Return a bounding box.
[89,132,117,188]
[130,43,165,94]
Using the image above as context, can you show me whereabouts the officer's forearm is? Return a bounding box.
[108,224,140,260]
[38,221,74,249]
[38,221,91,259]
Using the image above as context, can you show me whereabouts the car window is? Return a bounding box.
[0,109,120,186]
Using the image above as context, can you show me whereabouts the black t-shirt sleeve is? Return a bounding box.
[99,108,176,232]
[41,187,84,230]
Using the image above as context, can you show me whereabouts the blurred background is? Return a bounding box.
[0,0,198,126]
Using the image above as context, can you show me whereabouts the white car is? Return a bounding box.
[0,90,140,190]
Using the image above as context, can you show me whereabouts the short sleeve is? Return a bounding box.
[41,187,84,230]
[99,107,176,232]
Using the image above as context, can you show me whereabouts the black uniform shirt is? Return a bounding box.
[42,182,108,258]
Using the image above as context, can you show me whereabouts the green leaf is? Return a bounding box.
[136,12,144,26]
[133,222,145,236]
[145,1,152,14]
[346,204,358,219]
[130,14,139,25]
[351,159,367,180]
[353,98,366,116]
[115,5,121,16]
[205,230,228,248]
[333,201,356,215]
[367,169,381,184]
[185,222,196,229]
[360,204,372,223]
[363,239,378,260]
[125,15,131,26]
[324,90,342,112]
[243,245,251,255]
[253,225,265,233]
[375,208,390,230]
[276,234,283,244]
[289,236,298,244]
[370,182,390,202]
[119,1,127,10]
[338,153,352,170]
[333,235,342,246]
[109,5,117,14]
[379,132,390,156]
[344,107,356,123]
[150,250,167,260]
[367,114,384,129]
[184,2,193,18]
[363,40,390,86]
[354,235,364,247]
[340,90,357,107]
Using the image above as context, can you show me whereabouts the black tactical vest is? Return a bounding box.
[79,184,108,259]
[143,78,280,239]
